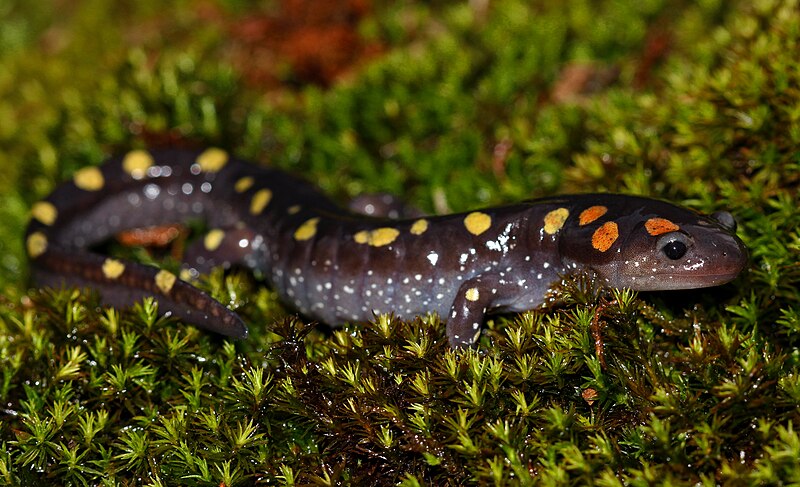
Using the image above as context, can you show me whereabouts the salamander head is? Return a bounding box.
[557,195,748,291]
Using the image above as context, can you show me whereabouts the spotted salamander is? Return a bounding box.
[26,148,748,347]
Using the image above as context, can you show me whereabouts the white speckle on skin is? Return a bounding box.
[343,285,354,294]
[201,182,212,193]
[427,252,439,266]
[438,278,446,285]
[543,262,550,269]
[459,253,468,265]
[144,184,160,200]
[414,274,422,281]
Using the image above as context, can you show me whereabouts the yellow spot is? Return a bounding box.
[155,269,177,294]
[592,221,619,252]
[235,176,254,193]
[288,205,301,214]
[645,217,680,236]
[353,227,400,247]
[354,231,369,244]
[31,201,57,226]
[204,229,225,251]
[472,329,482,343]
[465,287,480,302]
[179,268,194,281]
[73,167,104,191]
[197,148,228,172]
[370,228,399,247]
[102,258,126,279]
[410,219,429,235]
[579,205,607,226]
[294,217,320,241]
[464,212,491,236]
[122,150,154,178]
[250,189,273,215]
[26,232,48,258]
[543,208,569,235]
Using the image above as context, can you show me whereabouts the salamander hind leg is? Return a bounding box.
[446,276,500,347]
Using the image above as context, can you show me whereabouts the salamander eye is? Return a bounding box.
[655,232,690,260]
[662,240,687,260]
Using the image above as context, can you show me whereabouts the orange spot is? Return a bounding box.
[591,221,618,252]
[645,218,680,236]
[579,205,607,225]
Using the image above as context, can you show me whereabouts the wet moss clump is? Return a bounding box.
[2,0,800,484]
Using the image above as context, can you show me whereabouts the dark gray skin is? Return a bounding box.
[27,149,748,347]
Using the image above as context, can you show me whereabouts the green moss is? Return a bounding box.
[2,0,800,484]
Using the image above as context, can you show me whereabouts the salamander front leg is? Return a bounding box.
[446,276,500,347]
